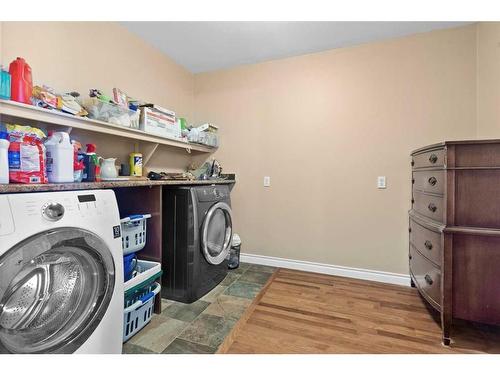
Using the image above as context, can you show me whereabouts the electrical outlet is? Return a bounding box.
[377,176,386,189]
[264,176,271,187]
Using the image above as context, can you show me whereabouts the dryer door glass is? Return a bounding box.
[201,202,233,265]
[0,228,115,354]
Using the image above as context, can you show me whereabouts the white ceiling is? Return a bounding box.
[121,22,472,73]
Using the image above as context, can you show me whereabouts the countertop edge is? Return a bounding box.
[0,179,236,194]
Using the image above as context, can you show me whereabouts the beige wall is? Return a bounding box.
[1,22,196,171]
[0,22,484,275]
[477,22,500,138]
[194,25,478,274]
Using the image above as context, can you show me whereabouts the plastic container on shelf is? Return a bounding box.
[0,67,11,100]
[45,132,74,183]
[0,132,10,184]
[121,214,152,255]
[9,57,32,104]
[81,98,140,128]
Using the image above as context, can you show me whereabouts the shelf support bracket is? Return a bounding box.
[143,143,160,166]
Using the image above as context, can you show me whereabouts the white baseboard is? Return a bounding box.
[240,253,411,287]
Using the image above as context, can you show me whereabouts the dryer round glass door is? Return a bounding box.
[0,228,115,354]
[201,202,233,265]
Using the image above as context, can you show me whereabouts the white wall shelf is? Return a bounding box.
[0,99,215,153]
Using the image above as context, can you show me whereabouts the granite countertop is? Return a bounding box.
[0,178,235,193]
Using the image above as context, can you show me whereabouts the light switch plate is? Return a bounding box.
[377,176,386,189]
[264,176,271,187]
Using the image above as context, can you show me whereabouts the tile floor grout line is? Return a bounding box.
[123,263,277,354]
[159,264,252,353]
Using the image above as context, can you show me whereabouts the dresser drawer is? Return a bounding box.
[412,148,445,169]
[409,246,441,309]
[413,170,445,195]
[412,191,445,223]
[409,217,442,266]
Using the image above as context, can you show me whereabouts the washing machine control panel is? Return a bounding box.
[41,202,65,221]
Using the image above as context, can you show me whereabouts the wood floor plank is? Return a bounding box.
[221,268,500,354]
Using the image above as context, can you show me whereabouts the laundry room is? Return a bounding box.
[1,1,500,374]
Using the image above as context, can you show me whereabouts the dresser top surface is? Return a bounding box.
[411,139,500,155]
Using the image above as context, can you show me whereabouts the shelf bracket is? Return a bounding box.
[143,143,160,166]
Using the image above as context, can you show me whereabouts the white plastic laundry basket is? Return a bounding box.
[121,214,152,255]
[123,282,161,342]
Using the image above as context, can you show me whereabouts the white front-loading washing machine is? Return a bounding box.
[0,189,124,354]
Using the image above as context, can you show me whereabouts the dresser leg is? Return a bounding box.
[441,315,452,346]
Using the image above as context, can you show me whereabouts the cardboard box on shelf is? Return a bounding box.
[139,105,181,140]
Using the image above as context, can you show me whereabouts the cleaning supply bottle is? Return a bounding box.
[83,143,100,182]
[0,67,11,100]
[129,152,142,177]
[0,132,10,184]
[72,140,85,182]
[9,57,33,104]
[45,132,73,183]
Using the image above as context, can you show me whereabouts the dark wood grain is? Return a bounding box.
[452,234,500,326]
[410,141,500,345]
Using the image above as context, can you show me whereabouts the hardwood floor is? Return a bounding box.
[218,268,500,354]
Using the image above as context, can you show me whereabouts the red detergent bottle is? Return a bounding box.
[9,57,33,104]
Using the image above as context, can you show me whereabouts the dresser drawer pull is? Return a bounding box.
[429,154,438,164]
[424,274,433,285]
[428,176,437,186]
[424,240,433,250]
[428,203,437,213]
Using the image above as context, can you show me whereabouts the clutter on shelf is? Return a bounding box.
[32,85,88,116]
[82,88,140,128]
[0,56,221,186]
[187,122,219,148]
[188,158,223,180]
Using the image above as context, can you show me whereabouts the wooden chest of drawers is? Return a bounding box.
[410,140,500,345]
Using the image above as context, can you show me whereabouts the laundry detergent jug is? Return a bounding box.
[9,57,33,104]
[45,132,74,183]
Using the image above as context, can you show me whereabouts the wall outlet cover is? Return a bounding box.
[264,176,271,187]
[377,176,386,189]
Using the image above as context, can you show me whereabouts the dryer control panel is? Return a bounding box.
[196,186,230,202]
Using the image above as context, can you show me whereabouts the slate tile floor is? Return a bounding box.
[122,263,276,354]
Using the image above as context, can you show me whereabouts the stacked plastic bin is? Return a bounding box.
[120,214,163,342]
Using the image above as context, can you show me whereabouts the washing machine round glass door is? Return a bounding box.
[0,227,115,354]
[201,202,233,265]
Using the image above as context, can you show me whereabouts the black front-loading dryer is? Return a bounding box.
[161,184,233,303]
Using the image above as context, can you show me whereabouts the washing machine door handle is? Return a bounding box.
[201,202,233,265]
